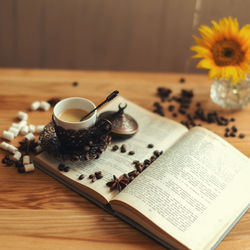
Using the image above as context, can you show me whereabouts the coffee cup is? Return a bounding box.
[53,97,97,130]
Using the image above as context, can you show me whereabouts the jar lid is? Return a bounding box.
[99,103,138,136]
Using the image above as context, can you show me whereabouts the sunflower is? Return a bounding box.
[191,17,250,83]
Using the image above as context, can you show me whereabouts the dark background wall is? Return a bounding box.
[0,0,249,73]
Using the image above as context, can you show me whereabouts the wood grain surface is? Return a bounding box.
[0,69,249,250]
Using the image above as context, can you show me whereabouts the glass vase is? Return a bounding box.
[210,75,250,109]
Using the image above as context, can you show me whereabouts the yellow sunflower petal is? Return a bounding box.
[190,46,210,58]
[197,59,213,69]
[208,67,219,79]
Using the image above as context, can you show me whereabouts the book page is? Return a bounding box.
[36,96,187,204]
[112,126,250,249]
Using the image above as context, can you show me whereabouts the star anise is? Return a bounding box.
[106,175,130,192]
[18,139,38,154]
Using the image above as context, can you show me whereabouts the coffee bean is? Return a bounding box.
[128,151,135,155]
[72,81,78,86]
[135,164,143,173]
[168,105,175,112]
[239,133,245,139]
[178,109,186,115]
[89,174,94,179]
[133,160,140,164]
[230,118,235,122]
[112,145,119,151]
[18,166,25,173]
[64,166,70,172]
[147,144,154,148]
[225,128,230,132]
[120,144,126,153]
[232,126,238,133]
[2,157,7,164]
[78,174,84,180]
[229,132,236,137]
[179,77,185,83]
[58,163,65,171]
[144,159,151,165]
[153,150,160,157]
[172,113,178,117]
[95,171,103,179]
[91,176,96,182]
[150,155,157,162]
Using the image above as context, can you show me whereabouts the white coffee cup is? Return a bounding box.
[53,97,97,130]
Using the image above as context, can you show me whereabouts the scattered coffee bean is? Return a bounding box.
[172,113,178,117]
[239,133,245,139]
[89,174,94,179]
[168,105,175,112]
[128,151,135,155]
[112,145,119,151]
[230,118,235,122]
[58,163,65,171]
[120,144,126,153]
[72,81,78,87]
[232,126,238,133]
[229,132,236,137]
[179,77,185,83]
[91,176,96,182]
[178,109,186,115]
[144,159,151,165]
[153,150,160,157]
[18,166,25,173]
[153,101,165,116]
[133,160,140,165]
[95,171,103,179]
[78,174,84,180]
[63,166,70,172]
[135,164,143,173]
[147,144,154,148]
[157,87,172,102]
[47,97,61,107]
[225,128,230,132]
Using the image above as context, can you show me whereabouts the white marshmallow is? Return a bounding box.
[11,123,21,129]
[20,125,29,136]
[40,101,51,111]
[7,144,18,154]
[36,125,45,133]
[25,132,34,141]
[13,151,22,161]
[18,120,27,128]
[24,163,35,172]
[2,130,14,141]
[31,101,40,111]
[35,145,42,153]
[17,111,28,121]
[28,124,36,133]
[8,127,19,137]
[0,141,9,150]
[23,155,30,165]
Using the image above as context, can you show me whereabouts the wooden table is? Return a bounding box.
[0,69,249,250]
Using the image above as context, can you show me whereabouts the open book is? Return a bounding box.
[35,96,250,250]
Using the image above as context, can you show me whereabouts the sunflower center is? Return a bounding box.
[211,39,245,66]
